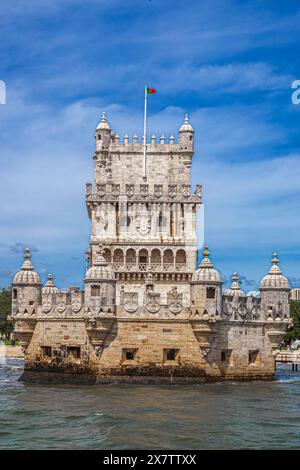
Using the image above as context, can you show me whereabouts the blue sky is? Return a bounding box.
[0,0,299,290]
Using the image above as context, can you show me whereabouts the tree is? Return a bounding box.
[284,300,300,343]
[0,288,13,339]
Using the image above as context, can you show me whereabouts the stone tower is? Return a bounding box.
[11,112,291,385]
[86,112,202,310]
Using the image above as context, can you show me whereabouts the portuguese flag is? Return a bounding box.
[146,87,156,94]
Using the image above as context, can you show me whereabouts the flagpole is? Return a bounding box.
[143,85,147,179]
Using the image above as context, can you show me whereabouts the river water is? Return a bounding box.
[0,358,300,450]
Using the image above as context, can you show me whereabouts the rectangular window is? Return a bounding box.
[164,348,179,362]
[13,289,17,300]
[29,301,34,306]
[221,349,233,365]
[249,350,260,366]
[91,285,100,297]
[67,346,81,359]
[122,348,137,362]
[41,346,52,357]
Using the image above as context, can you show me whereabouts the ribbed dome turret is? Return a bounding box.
[13,248,41,285]
[42,274,59,295]
[85,246,115,282]
[224,273,246,298]
[260,253,289,290]
[179,114,194,133]
[191,245,222,284]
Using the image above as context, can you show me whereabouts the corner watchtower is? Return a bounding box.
[179,114,194,151]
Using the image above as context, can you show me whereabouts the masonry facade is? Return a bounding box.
[12,113,292,384]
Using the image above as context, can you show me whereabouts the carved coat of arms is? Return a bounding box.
[123,292,139,314]
[126,184,134,198]
[182,185,191,198]
[168,184,177,198]
[146,292,160,314]
[140,184,149,197]
[136,206,151,236]
[97,184,106,197]
[167,286,183,315]
[111,184,120,197]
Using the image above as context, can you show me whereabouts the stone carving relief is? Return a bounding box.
[140,184,149,197]
[122,292,139,314]
[126,184,134,198]
[168,184,177,198]
[111,184,120,197]
[146,292,161,314]
[42,301,52,314]
[154,184,163,198]
[97,184,106,197]
[182,185,191,198]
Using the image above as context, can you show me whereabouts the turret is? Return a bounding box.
[95,112,112,150]
[190,245,222,318]
[259,253,290,321]
[84,245,116,314]
[12,248,42,317]
[179,114,194,150]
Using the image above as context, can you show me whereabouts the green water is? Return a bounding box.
[0,358,300,449]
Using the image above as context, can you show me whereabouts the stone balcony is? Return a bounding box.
[112,262,188,273]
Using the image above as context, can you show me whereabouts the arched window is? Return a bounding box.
[138,249,148,264]
[150,249,161,265]
[103,248,111,263]
[163,249,173,265]
[113,249,124,263]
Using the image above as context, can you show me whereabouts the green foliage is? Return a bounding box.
[0,288,13,339]
[284,300,300,343]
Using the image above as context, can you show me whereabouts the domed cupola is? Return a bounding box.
[13,248,41,286]
[85,246,115,283]
[96,112,111,131]
[179,114,194,133]
[260,253,289,290]
[11,248,42,318]
[42,274,60,295]
[191,245,222,284]
[179,114,194,148]
[190,245,223,317]
[224,273,246,298]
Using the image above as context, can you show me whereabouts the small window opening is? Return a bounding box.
[122,348,137,362]
[249,350,260,366]
[13,289,17,300]
[221,349,232,364]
